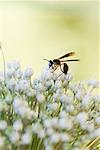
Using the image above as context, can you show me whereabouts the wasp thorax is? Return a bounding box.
[53,59,60,65]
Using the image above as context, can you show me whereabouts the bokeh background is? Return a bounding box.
[0,0,99,81]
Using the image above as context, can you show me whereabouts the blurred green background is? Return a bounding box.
[0,1,99,81]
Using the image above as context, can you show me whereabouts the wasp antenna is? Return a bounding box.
[43,58,49,62]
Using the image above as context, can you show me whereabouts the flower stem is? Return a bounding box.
[87,136,100,149]
[0,43,6,85]
[37,139,42,150]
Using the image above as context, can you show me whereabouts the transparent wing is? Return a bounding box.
[58,52,75,59]
[60,59,80,62]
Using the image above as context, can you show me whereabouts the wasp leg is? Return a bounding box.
[52,65,59,73]
[55,73,63,80]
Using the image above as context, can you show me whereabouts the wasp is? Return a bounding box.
[44,52,79,75]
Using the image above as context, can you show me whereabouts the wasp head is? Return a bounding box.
[48,60,53,68]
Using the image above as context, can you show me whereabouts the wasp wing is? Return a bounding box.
[60,59,80,62]
[58,52,75,59]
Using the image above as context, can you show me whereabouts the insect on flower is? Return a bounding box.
[44,52,80,75]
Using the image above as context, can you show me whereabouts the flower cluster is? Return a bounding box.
[0,61,100,150]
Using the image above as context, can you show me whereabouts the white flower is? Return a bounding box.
[59,117,73,130]
[66,105,74,112]
[18,106,29,118]
[15,69,22,79]
[13,97,23,112]
[75,90,83,100]
[15,80,30,92]
[44,118,58,129]
[59,72,73,82]
[13,120,23,131]
[46,128,54,136]
[36,93,45,103]
[21,131,32,145]
[27,110,35,120]
[60,133,70,142]
[60,94,72,104]
[9,131,20,144]
[40,67,53,81]
[0,136,5,147]
[45,80,54,89]
[54,80,62,89]
[7,61,20,70]
[80,121,94,132]
[85,123,94,132]
[0,120,7,130]
[59,111,68,118]
[0,59,100,149]
[56,88,63,95]
[47,103,59,111]
[53,88,63,101]
[59,73,66,81]
[23,68,34,78]
[69,82,83,94]
[25,126,33,134]
[90,128,100,138]
[50,132,60,144]
[60,94,67,103]
[35,83,45,92]
[65,72,73,81]
[45,145,53,150]
[5,94,13,104]
[6,79,16,91]
[26,88,36,97]
[53,92,61,101]
[44,119,52,128]
[69,83,78,93]
[44,139,53,150]
[87,79,100,88]
[82,94,91,107]
[95,117,100,125]
[13,96,33,119]
[38,129,46,138]
[6,69,15,78]
[51,118,58,128]
[93,94,100,102]
[32,123,43,133]
[76,112,88,124]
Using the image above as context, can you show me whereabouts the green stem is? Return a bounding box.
[37,139,42,150]
[0,43,6,85]
[38,104,41,118]
[29,136,34,150]
[55,142,63,150]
